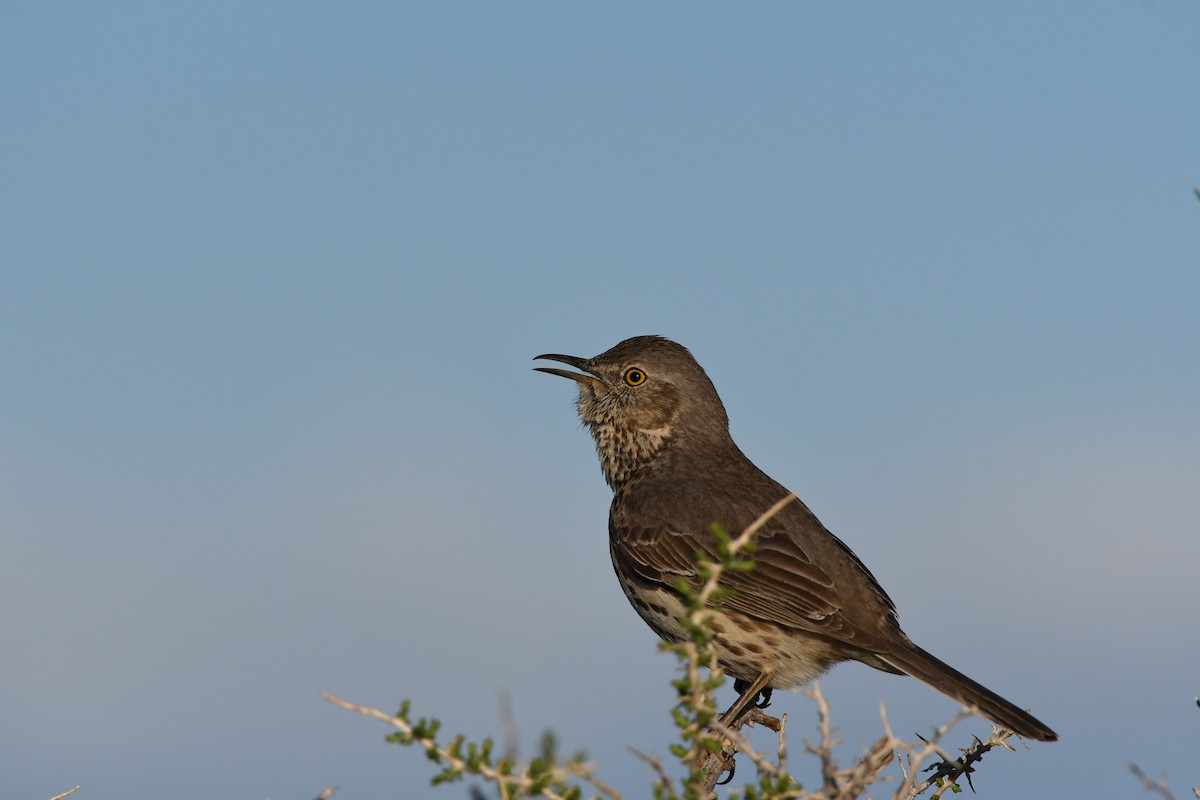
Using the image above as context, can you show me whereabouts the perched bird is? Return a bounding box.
[535,335,1056,742]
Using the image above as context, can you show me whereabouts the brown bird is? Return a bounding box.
[535,335,1056,742]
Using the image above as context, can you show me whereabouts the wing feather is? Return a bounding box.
[610,486,898,646]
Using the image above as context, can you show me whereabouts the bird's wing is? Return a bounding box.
[611,499,897,641]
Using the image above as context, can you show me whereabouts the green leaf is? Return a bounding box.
[430,766,463,786]
[446,734,464,761]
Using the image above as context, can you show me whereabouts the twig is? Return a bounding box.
[778,712,790,778]
[48,788,80,800]
[892,707,973,800]
[804,682,842,793]
[1130,762,1178,800]
[796,683,899,800]
[566,761,626,800]
[901,722,1016,800]
[831,734,896,800]
[712,709,789,779]
[323,692,570,800]
[628,745,680,800]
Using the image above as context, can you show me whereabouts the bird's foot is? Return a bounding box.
[732,678,773,711]
[716,754,736,785]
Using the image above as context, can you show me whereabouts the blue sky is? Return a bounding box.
[3,3,1198,798]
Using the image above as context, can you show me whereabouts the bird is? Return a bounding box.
[534,335,1057,742]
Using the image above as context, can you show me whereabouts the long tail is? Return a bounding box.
[878,642,1057,742]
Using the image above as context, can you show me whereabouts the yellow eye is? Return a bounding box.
[623,367,647,386]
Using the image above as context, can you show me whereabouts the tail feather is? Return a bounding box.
[879,643,1057,742]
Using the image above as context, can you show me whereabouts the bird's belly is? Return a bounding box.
[619,582,840,689]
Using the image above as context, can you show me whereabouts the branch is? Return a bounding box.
[1130,762,1178,800]
[899,722,1021,800]
[322,692,616,800]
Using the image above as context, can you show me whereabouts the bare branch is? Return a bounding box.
[566,761,626,800]
[627,745,680,800]
[777,712,790,778]
[1130,762,1178,800]
[712,709,790,780]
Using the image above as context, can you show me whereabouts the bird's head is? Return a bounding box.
[535,335,730,488]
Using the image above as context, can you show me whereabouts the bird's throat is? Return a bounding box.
[587,420,672,491]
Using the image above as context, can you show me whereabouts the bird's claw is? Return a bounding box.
[732,679,773,711]
[716,755,736,785]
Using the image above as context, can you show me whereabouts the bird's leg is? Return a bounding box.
[731,676,773,712]
[705,674,774,787]
[723,673,773,724]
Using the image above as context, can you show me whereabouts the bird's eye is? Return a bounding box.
[623,368,647,386]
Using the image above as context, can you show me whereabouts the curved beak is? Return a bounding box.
[533,353,601,385]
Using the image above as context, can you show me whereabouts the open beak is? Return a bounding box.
[533,353,602,385]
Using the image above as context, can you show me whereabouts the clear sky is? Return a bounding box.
[3,3,1198,798]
